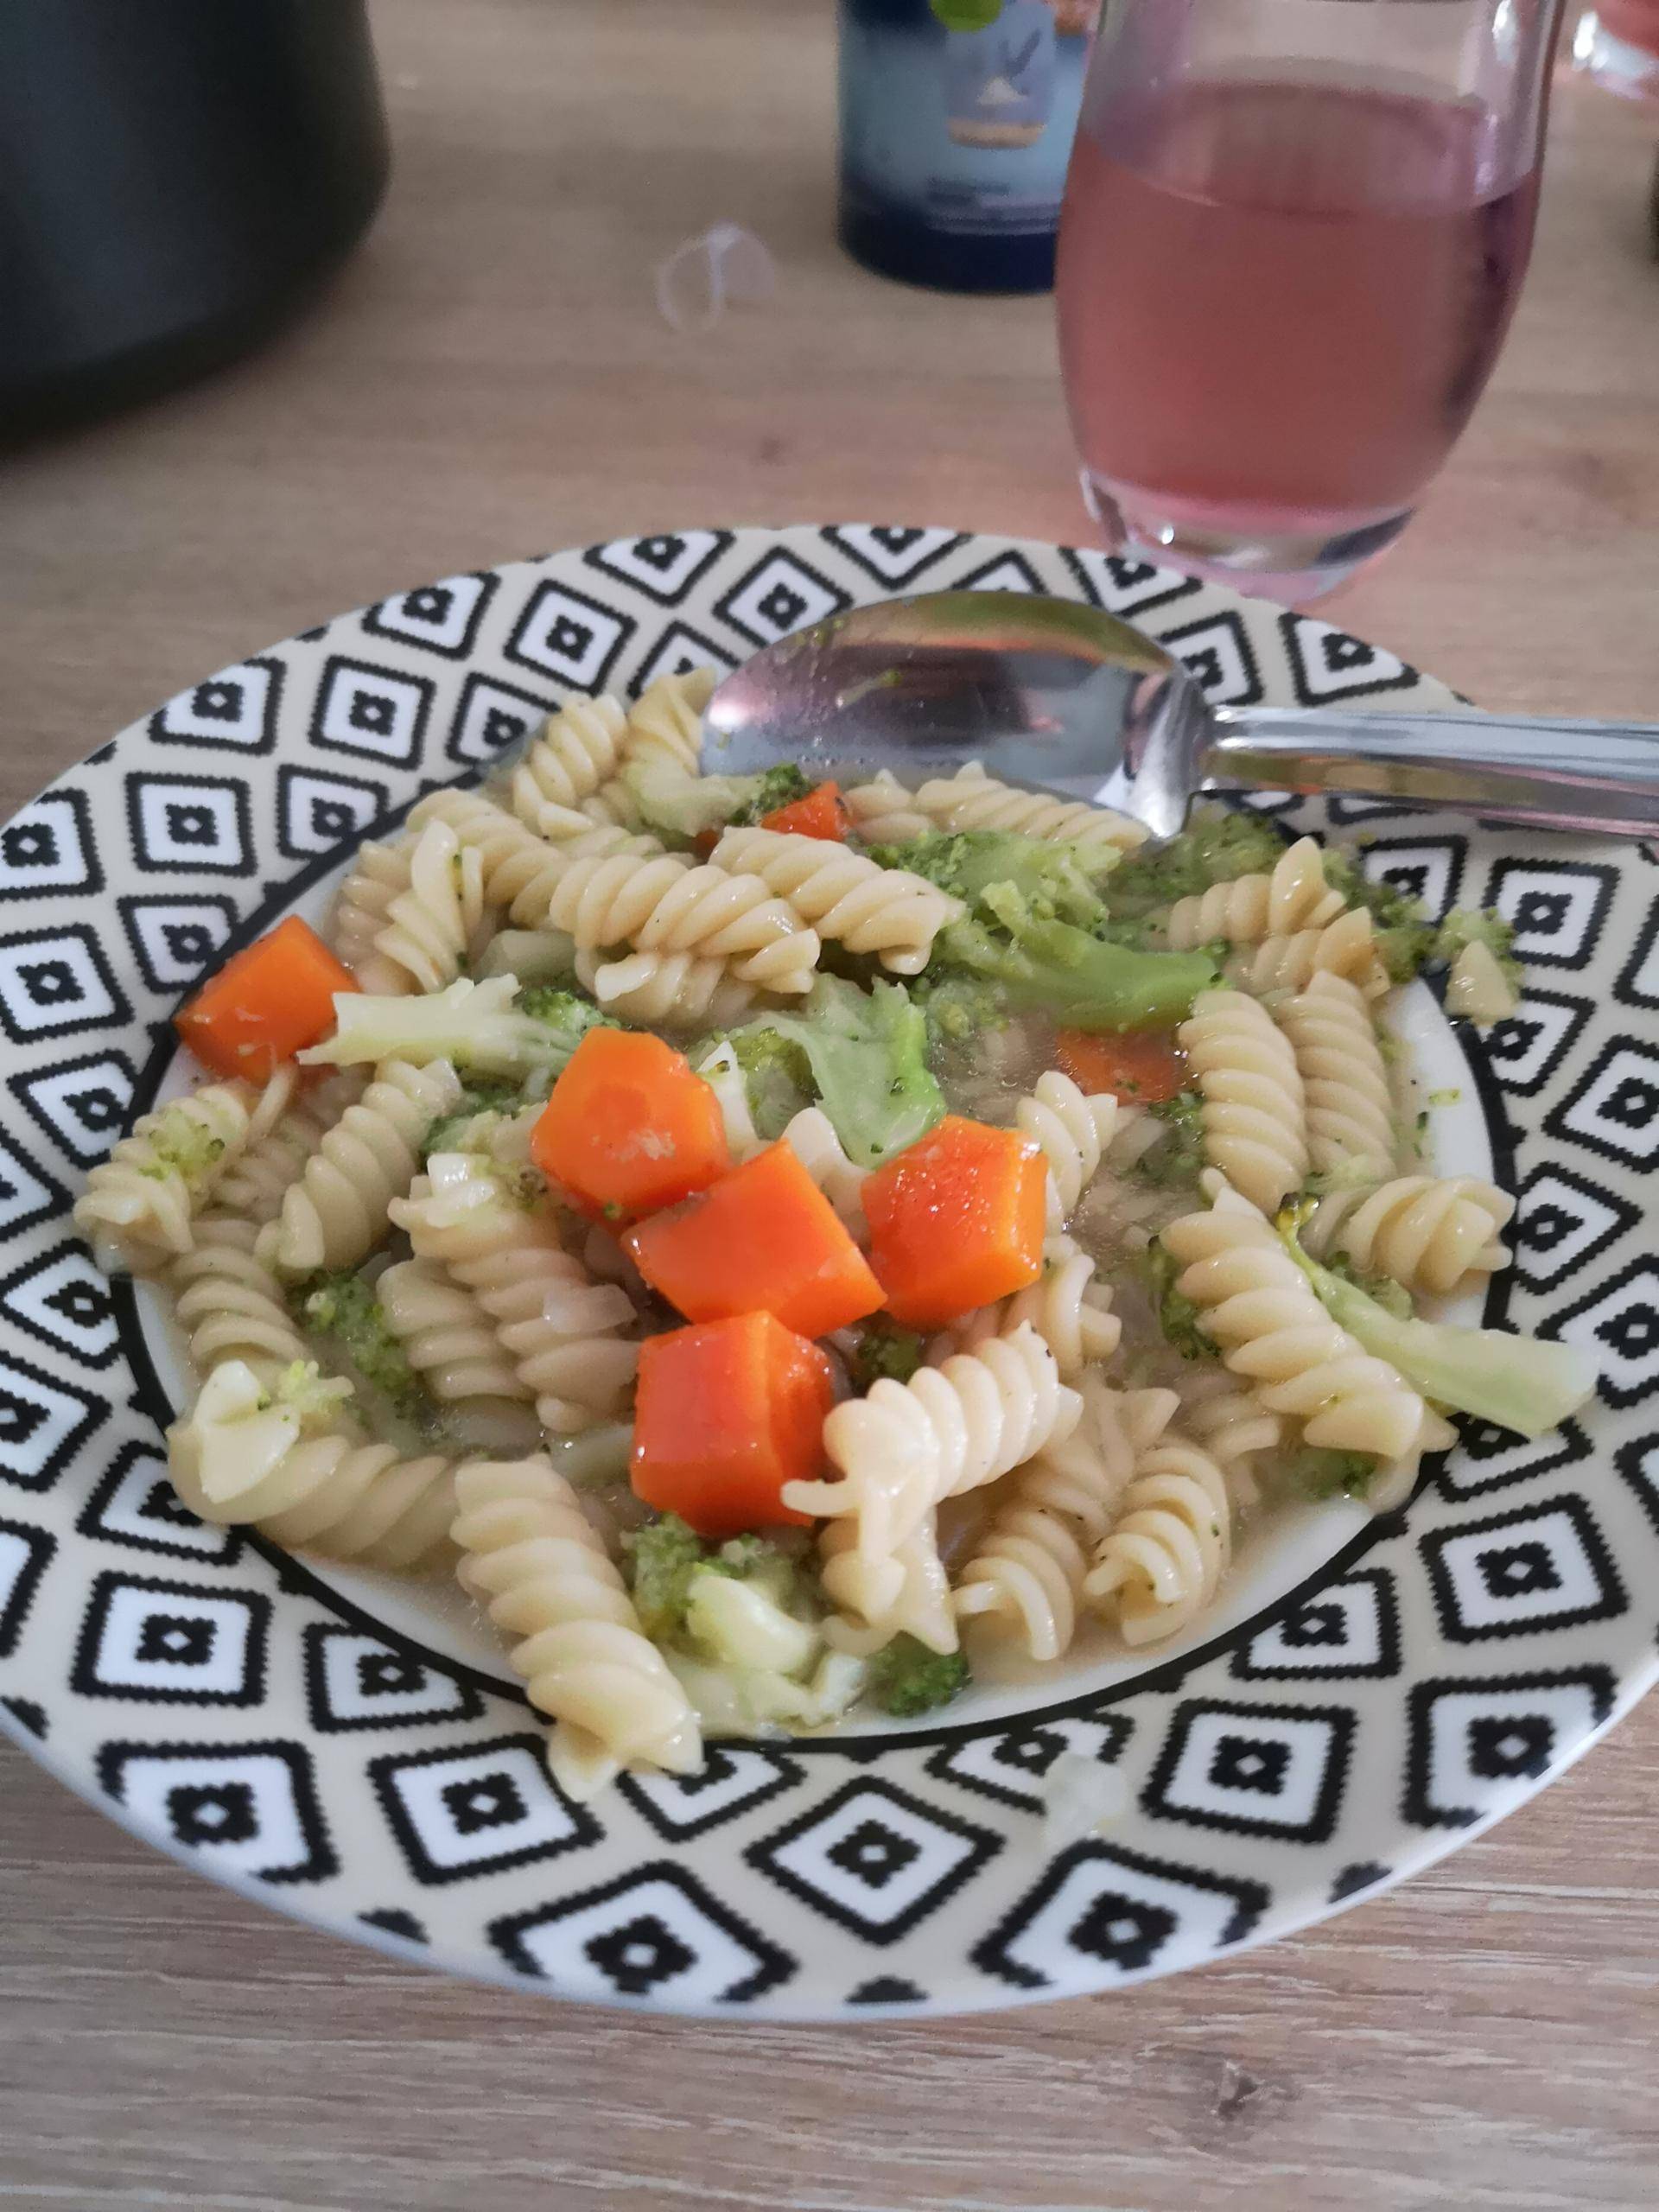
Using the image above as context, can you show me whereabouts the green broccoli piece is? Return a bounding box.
[1319,849,1436,982]
[843,1316,926,1392]
[1133,1089,1206,1190]
[1141,1242,1216,1362]
[517,985,623,1058]
[1283,1446,1382,1500]
[1319,1248,1414,1319]
[298,1271,425,1419]
[730,976,944,1168]
[1100,804,1287,925]
[424,1075,528,1155]
[1432,906,1522,990]
[718,1020,817,1139]
[871,829,1112,930]
[909,972,1011,1058]
[137,1103,229,1188]
[937,880,1216,1033]
[728,763,816,828]
[865,1634,970,1718]
[623,1514,817,1646]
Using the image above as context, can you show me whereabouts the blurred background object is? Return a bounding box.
[0,0,387,437]
[1572,0,1659,99]
[837,0,1091,290]
[1057,0,1566,602]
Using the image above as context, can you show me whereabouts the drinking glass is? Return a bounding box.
[1056,0,1566,602]
[1572,1,1659,100]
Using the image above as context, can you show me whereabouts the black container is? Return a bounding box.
[0,0,390,434]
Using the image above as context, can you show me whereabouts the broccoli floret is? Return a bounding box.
[714,1020,817,1139]
[909,972,1011,1058]
[1433,906,1521,988]
[937,880,1216,1033]
[1283,1446,1382,1500]
[1133,1089,1206,1190]
[1100,804,1287,925]
[298,1271,425,1419]
[517,985,623,1046]
[424,1075,527,1156]
[843,1316,925,1391]
[865,1634,970,1718]
[728,763,816,829]
[730,976,944,1168]
[1320,849,1437,982]
[623,1514,817,1649]
[871,829,1112,930]
[137,1102,229,1188]
[1141,1242,1215,1362]
[270,1358,357,1427]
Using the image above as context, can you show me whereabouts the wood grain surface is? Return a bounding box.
[3,4,1659,2207]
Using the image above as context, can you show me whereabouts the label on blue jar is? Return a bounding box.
[841,0,1091,240]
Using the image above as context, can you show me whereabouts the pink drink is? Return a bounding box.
[1057,79,1541,580]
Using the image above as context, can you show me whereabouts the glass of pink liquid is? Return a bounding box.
[1056,0,1565,601]
[1573,2,1659,100]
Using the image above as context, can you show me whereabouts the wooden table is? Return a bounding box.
[4,5,1658,2206]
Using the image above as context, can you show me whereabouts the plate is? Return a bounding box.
[1,524,1653,2018]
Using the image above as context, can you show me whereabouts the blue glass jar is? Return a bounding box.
[837,0,1092,294]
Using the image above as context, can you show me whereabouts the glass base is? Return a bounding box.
[1571,11,1659,102]
[1079,470,1413,605]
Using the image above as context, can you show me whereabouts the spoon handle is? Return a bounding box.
[1205,709,1659,838]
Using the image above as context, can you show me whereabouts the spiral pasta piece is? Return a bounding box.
[167,1363,457,1572]
[409,786,645,931]
[1305,1173,1515,1300]
[575,945,758,1031]
[1165,836,1342,951]
[257,1058,462,1279]
[954,1377,1173,1659]
[1160,1179,1435,1461]
[619,668,711,777]
[842,771,932,844]
[168,1220,312,1382]
[330,835,418,995]
[1226,906,1389,1001]
[391,1155,639,1431]
[1274,971,1395,1178]
[1173,1369,1282,1516]
[377,1257,531,1403]
[898,761,1147,854]
[209,1071,368,1227]
[75,1071,293,1274]
[785,1324,1080,1630]
[819,1515,956,1656]
[1014,1070,1121,1229]
[782,1108,868,1237]
[1084,1424,1232,1645]
[509,692,628,825]
[452,1457,702,1798]
[928,1236,1118,1380]
[370,817,487,994]
[545,852,819,993]
[1179,988,1308,1216]
[712,826,963,976]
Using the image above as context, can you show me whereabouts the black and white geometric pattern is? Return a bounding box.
[0,524,1652,2019]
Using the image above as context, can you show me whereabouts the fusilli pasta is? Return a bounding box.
[1179,988,1308,1216]
[575,944,758,1030]
[330,836,417,994]
[75,1071,294,1273]
[451,1456,701,1798]
[509,692,628,825]
[168,1219,311,1382]
[898,761,1147,854]
[544,852,820,994]
[841,770,932,844]
[1226,906,1389,1001]
[953,1376,1170,1659]
[168,1359,457,1572]
[782,1108,869,1237]
[369,817,487,995]
[377,1257,531,1402]
[391,1154,639,1432]
[1084,1421,1232,1645]
[1014,1069,1120,1229]
[209,1071,368,1226]
[785,1323,1080,1630]
[927,1235,1118,1379]
[257,1058,462,1279]
[1274,970,1395,1178]
[1160,1178,1436,1462]
[711,826,963,976]
[1305,1173,1515,1300]
[1165,836,1342,950]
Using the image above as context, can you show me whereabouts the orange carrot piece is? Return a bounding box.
[862,1114,1046,1330]
[1056,1027,1189,1105]
[531,1028,729,1222]
[632,1313,832,1539]
[760,780,850,842]
[174,916,358,1084]
[626,1141,883,1338]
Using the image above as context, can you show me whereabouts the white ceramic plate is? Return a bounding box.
[1,525,1653,2018]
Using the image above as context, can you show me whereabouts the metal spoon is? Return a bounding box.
[703,591,1659,839]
